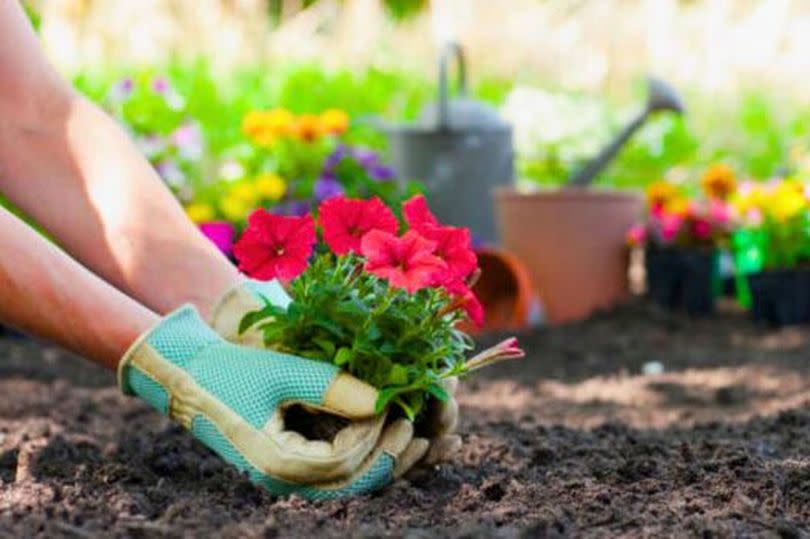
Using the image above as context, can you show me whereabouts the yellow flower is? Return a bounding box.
[765,184,806,222]
[254,173,286,202]
[320,109,350,136]
[701,164,737,200]
[663,196,691,217]
[646,180,679,209]
[732,183,766,215]
[292,114,323,143]
[229,182,260,205]
[241,108,295,146]
[185,202,215,224]
[264,108,295,135]
[220,196,251,222]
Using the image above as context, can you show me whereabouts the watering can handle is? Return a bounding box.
[438,41,468,129]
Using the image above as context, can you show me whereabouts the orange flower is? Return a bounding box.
[645,180,679,209]
[319,109,350,136]
[700,164,737,200]
[663,196,691,217]
[292,114,323,143]
[241,109,295,146]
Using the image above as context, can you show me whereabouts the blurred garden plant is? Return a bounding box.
[103,74,205,198]
[627,166,736,250]
[731,178,810,270]
[232,195,523,420]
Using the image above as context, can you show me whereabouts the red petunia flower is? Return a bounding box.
[443,278,486,327]
[403,194,440,230]
[319,196,399,255]
[420,225,478,282]
[233,210,316,281]
[403,195,477,281]
[361,230,447,293]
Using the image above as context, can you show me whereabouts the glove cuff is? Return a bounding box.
[209,278,290,344]
[118,304,220,395]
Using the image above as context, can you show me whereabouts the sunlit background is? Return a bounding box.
[25,0,810,191]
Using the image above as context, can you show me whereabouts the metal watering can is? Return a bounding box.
[384,42,513,244]
[567,77,686,187]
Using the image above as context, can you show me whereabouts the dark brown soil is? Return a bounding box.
[3,300,810,538]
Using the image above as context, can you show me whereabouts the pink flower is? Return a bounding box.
[708,200,731,225]
[403,194,440,229]
[233,210,316,281]
[443,279,485,327]
[659,214,683,243]
[319,196,399,255]
[403,194,477,281]
[626,224,647,247]
[692,217,713,240]
[745,208,763,227]
[465,337,525,371]
[361,230,447,293]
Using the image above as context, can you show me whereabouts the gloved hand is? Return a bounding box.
[119,304,423,499]
[210,279,462,468]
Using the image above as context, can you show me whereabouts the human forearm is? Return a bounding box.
[0,1,240,318]
[0,207,158,369]
[0,94,241,317]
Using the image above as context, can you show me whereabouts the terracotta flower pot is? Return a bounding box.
[459,247,539,334]
[494,187,643,324]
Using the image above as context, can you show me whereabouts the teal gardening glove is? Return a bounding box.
[211,279,461,467]
[118,304,418,499]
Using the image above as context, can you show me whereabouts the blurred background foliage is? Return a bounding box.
[22,0,810,189]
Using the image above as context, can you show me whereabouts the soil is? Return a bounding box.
[3,300,810,537]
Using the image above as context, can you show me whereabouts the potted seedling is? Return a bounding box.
[628,167,734,315]
[731,179,810,326]
[495,77,684,323]
[232,194,524,421]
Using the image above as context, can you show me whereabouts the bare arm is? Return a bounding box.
[0,206,158,369]
[0,0,241,318]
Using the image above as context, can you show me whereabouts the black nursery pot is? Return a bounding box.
[645,246,720,315]
[747,270,810,327]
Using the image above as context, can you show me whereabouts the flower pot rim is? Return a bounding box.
[494,186,642,203]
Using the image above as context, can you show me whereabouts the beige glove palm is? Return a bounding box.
[210,278,461,470]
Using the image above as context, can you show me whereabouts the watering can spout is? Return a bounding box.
[567,76,685,188]
[647,76,685,114]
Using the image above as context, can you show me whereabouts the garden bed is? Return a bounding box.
[2,300,810,537]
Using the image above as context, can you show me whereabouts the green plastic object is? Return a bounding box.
[731,229,765,308]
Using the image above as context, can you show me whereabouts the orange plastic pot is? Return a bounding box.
[460,247,538,334]
[494,187,643,324]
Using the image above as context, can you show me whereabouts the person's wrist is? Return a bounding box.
[209,278,291,344]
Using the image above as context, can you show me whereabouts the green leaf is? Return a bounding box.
[387,364,409,385]
[426,383,450,403]
[334,347,353,366]
[238,305,275,335]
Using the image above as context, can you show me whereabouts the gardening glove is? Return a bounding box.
[118,304,421,499]
[211,279,461,467]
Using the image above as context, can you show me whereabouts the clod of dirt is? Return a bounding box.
[283,405,350,441]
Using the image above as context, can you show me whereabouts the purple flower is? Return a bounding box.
[109,78,134,102]
[136,134,166,158]
[370,165,395,182]
[155,160,185,187]
[276,200,311,217]
[323,145,349,172]
[314,174,345,201]
[171,122,202,160]
[152,77,170,94]
[352,148,380,169]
